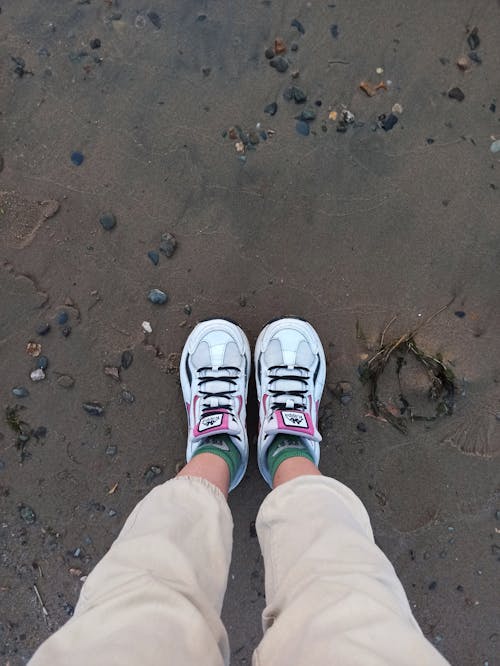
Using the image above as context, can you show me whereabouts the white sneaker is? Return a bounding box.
[180,318,251,490]
[255,317,326,487]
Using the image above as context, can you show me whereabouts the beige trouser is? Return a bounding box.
[30,475,449,666]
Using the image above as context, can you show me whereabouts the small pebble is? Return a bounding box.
[82,402,104,416]
[147,11,161,29]
[428,581,438,591]
[490,140,500,154]
[71,151,84,166]
[12,387,29,398]
[330,24,339,38]
[264,102,278,116]
[121,350,134,370]
[239,294,247,307]
[99,212,116,231]
[19,505,36,524]
[105,445,117,457]
[148,289,168,305]
[57,375,74,388]
[57,311,69,325]
[30,369,46,382]
[357,422,367,432]
[36,323,51,336]
[298,108,316,121]
[104,366,120,381]
[159,232,177,257]
[296,120,310,136]
[454,310,466,318]
[183,304,192,315]
[61,326,72,338]
[147,250,159,265]
[330,381,353,405]
[142,321,153,334]
[283,86,307,104]
[291,18,305,34]
[249,520,257,537]
[144,465,163,484]
[89,38,101,49]
[291,43,299,52]
[63,602,75,617]
[495,510,500,521]
[467,27,480,50]
[448,87,465,102]
[32,426,47,439]
[270,56,288,73]
[264,47,275,60]
[121,390,135,404]
[489,101,496,113]
[36,356,49,370]
[108,509,117,517]
[379,113,398,131]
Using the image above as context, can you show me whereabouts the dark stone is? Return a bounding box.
[109,12,122,21]
[63,602,75,617]
[70,151,84,166]
[426,138,435,144]
[148,289,168,305]
[202,67,211,76]
[57,310,69,325]
[82,402,105,416]
[32,426,47,439]
[105,444,118,457]
[380,113,399,131]
[357,422,367,432]
[269,56,288,73]
[291,43,299,52]
[264,47,275,60]
[330,24,339,38]
[448,87,465,101]
[495,509,500,521]
[36,356,49,370]
[148,250,159,265]
[264,102,278,116]
[298,108,316,121]
[468,50,482,64]
[239,294,247,307]
[196,14,207,21]
[61,326,72,338]
[428,581,438,591]
[159,232,177,257]
[283,86,307,104]
[36,323,51,336]
[12,387,29,398]
[456,584,464,592]
[19,505,36,524]
[249,520,257,537]
[144,465,163,484]
[454,310,466,318]
[249,131,260,145]
[490,102,497,113]
[89,38,101,49]
[121,350,133,370]
[291,18,305,34]
[296,120,310,136]
[121,390,135,404]
[11,56,29,77]
[147,11,161,29]
[315,100,322,107]
[330,381,353,405]
[467,27,480,50]
[99,212,116,231]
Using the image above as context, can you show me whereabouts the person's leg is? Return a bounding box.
[30,319,251,666]
[252,318,450,666]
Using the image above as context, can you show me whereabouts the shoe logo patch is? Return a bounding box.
[198,413,223,431]
[282,411,308,428]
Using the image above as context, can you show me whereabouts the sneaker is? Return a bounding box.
[180,318,251,491]
[255,317,326,487]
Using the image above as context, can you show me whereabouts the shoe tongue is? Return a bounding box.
[193,410,240,441]
[264,409,321,442]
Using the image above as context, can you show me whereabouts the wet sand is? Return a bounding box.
[1,1,499,664]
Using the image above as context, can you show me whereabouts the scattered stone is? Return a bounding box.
[337,109,355,132]
[104,366,120,381]
[202,66,211,77]
[32,426,47,440]
[490,140,500,154]
[57,375,74,388]
[61,326,72,338]
[184,304,192,316]
[82,402,104,416]
[428,581,438,591]
[291,18,305,34]
[270,56,289,73]
[495,509,500,520]
[121,350,134,370]
[264,102,278,116]
[99,212,116,231]
[490,101,497,113]
[108,509,117,517]
[11,56,30,77]
[148,289,168,305]
[392,103,403,114]
[330,381,353,405]
[274,37,287,55]
[57,311,69,325]
[147,11,162,28]
[19,505,36,524]
[105,444,117,457]
[298,108,316,121]
[36,356,49,370]
[291,43,299,52]
[448,87,465,101]
[63,602,75,617]
[142,321,153,334]
[264,47,275,60]
[30,369,45,382]
[454,310,466,318]
[456,56,470,71]
[249,520,257,538]
[379,113,399,131]
[121,390,135,404]
[36,323,51,336]
[12,387,29,398]
[89,38,101,49]
[144,465,163,484]
[467,26,480,50]
[248,131,260,145]
[468,51,482,64]
[159,232,177,257]
[357,422,367,432]
[296,120,310,136]
[148,250,159,265]
[239,294,247,307]
[26,342,42,357]
[283,85,307,103]
[330,24,339,38]
[70,151,84,166]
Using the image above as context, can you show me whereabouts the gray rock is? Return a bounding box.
[159,232,177,257]
[82,402,105,416]
[12,387,29,398]
[19,505,36,524]
[148,289,168,305]
[144,465,163,484]
[105,445,117,457]
[121,390,135,404]
[30,369,46,382]
[121,350,133,369]
[36,355,49,370]
[99,213,116,231]
[270,56,288,73]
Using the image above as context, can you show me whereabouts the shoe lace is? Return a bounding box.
[197,366,240,415]
[267,365,310,412]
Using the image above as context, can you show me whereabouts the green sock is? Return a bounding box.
[192,434,241,483]
[266,434,315,483]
